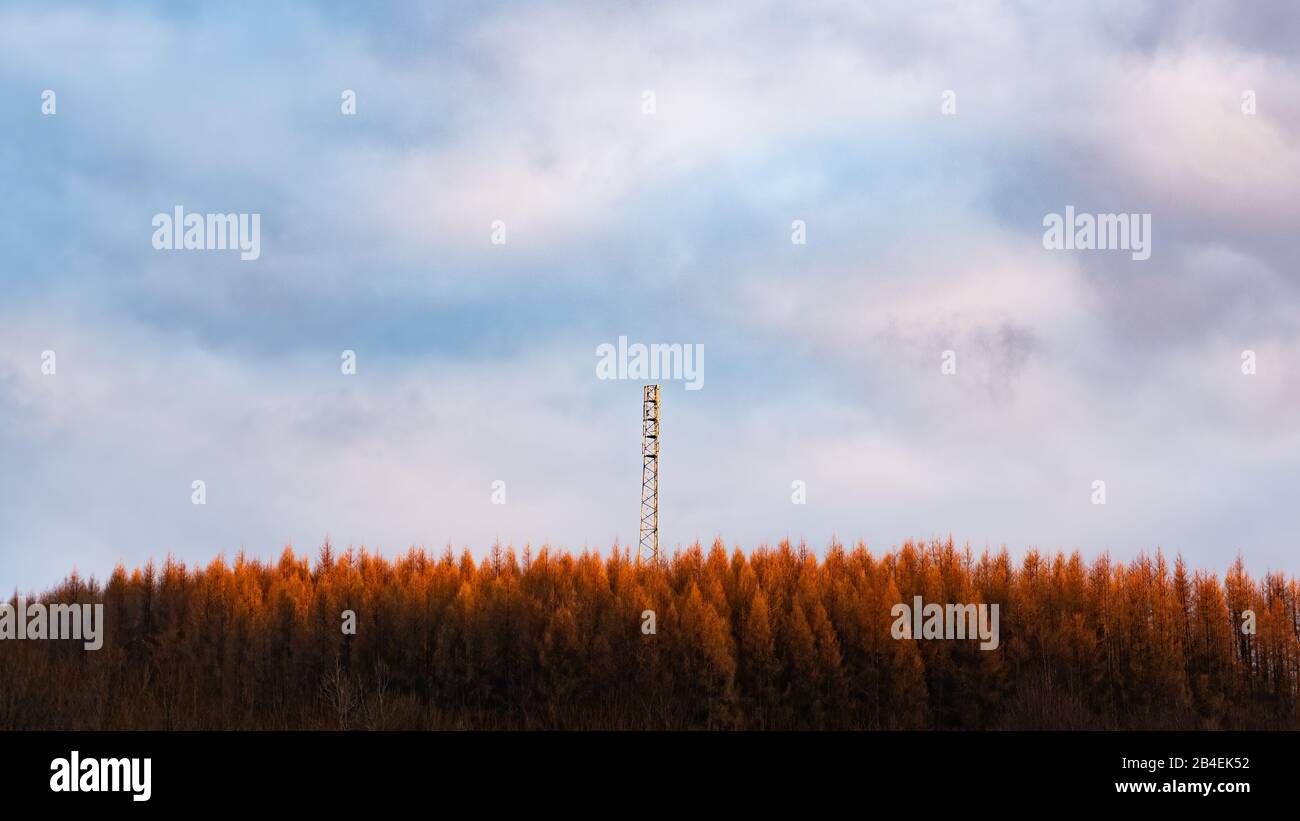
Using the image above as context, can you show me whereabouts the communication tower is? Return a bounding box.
[639,384,660,562]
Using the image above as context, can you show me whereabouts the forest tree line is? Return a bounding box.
[1,538,1296,729]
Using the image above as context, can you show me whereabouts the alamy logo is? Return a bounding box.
[596,336,704,390]
[151,206,261,260]
[0,597,103,650]
[50,751,151,802]
[890,595,1000,650]
[1042,205,1151,261]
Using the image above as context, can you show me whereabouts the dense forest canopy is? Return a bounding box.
[2,539,1295,730]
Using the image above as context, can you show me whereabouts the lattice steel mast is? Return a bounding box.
[639,384,660,562]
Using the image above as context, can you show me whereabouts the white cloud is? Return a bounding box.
[3,0,1299,588]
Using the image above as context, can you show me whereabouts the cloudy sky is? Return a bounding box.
[2,0,1298,590]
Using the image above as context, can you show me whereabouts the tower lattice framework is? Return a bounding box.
[639,384,660,563]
